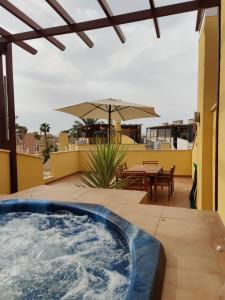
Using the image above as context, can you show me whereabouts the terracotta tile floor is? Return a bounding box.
[50,174,192,208]
[148,176,192,208]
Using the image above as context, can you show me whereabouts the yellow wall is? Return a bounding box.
[79,149,192,176]
[114,121,121,144]
[59,132,69,151]
[125,150,192,176]
[160,143,171,150]
[196,15,218,210]
[121,134,135,144]
[50,150,80,180]
[0,150,44,193]
[17,153,43,191]
[0,150,10,194]
[77,144,146,151]
[218,2,225,224]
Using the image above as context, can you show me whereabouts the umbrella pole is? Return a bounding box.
[108,105,111,143]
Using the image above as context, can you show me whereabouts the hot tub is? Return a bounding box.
[0,199,166,299]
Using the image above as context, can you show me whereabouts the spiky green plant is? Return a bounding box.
[81,142,128,189]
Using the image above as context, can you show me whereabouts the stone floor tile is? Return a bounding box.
[161,206,206,220]
[156,234,219,274]
[107,203,164,217]
[122,214,160,235]
[162,266,223,300]
[156,217,211,241]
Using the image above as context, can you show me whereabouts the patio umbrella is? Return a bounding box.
[56,98,159,142]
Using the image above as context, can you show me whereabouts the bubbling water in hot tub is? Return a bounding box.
[0,211,131,300]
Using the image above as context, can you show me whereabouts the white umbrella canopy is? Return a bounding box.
[56,98,159,121]
[56,98,159,142]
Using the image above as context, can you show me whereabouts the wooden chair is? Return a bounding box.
[123,171,152,200]
[143,161,158,165]
[162,165,176,193]
[170,165,176,193]
[115,163,129,188]
[116,165,124,182]
[121,162,127,171]
[157,168,173,201]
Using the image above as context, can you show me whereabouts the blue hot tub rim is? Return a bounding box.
[0,199,166,300]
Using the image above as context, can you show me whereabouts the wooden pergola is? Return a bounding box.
[0,0,220,193]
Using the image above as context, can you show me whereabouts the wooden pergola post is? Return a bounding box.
[6,43,18,193]
[0,43,18,193]
[0,47,7,149]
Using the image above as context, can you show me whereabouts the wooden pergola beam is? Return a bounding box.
[0,0,219,44]
[0,0,65,51]
[97,0,126,43]
[195,8,205,31]
[45,0,94,48]
[0,27,37,55]
[149,0,160,38]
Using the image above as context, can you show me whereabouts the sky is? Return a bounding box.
[0,0,199,135]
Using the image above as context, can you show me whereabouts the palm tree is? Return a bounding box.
[40,123,50,146]
[83,118,100,126]
[69,118,100,138]
[15,123,28,143]
[15,116,28,142]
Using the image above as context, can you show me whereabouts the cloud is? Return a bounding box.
[0,1,198,134]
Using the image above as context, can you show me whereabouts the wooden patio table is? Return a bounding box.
[127,164,163,201]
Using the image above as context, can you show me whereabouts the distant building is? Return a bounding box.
[16,133,58,155]
[76,124,142,144]
[146,119,196,149]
